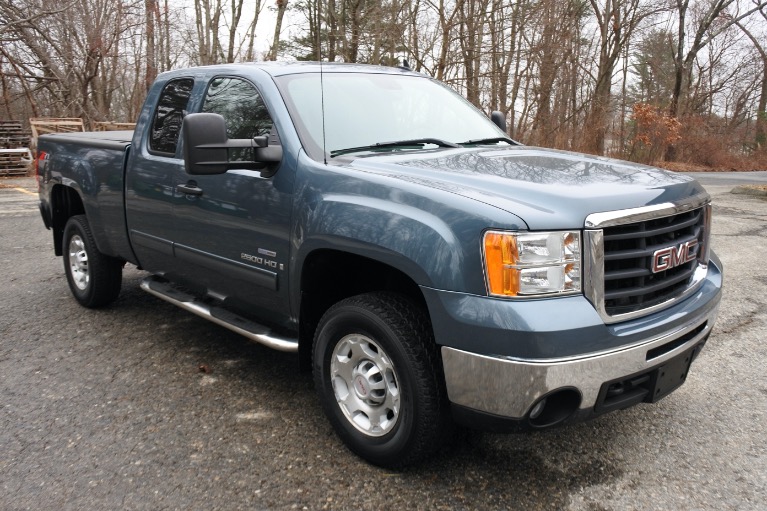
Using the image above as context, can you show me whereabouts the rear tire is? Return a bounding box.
[313,292,450,468]
[63,215,122,308]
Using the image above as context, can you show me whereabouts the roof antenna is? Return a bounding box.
[315,2,327,164]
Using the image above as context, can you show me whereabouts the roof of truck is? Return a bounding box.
[157,61,425,80]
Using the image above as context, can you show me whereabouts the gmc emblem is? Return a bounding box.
[651,240,698,273]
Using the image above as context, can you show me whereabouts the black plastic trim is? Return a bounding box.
[174,244,278,291]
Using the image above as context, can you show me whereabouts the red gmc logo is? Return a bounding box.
[651,240,698,273]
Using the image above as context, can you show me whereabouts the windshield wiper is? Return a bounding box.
[330,138,460,157]
[458,137,517,146]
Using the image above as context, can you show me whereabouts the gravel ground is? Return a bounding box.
[1,176,765,510]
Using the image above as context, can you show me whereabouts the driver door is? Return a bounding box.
[171,76,293,326]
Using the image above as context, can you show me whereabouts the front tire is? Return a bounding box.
[313,292,450,468]
[63,215,122,308]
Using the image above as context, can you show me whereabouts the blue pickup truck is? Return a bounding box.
[37,62,722,467]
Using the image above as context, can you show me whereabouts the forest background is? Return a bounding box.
[1,0,766,169]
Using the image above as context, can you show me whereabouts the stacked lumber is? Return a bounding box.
[29,117,85,144]
[0,120,32,149]
[0,120,33,176]
[94,121,136,131]
[0,149,33,176]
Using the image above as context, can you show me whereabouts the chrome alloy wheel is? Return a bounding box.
[68,234,89,291]
[330,334,400,437]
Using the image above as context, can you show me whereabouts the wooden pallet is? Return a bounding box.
[0,120,32,149]
[29,118,85,151]
[29,117,85,136]
[0,148,33,176]
[94,121,137,131]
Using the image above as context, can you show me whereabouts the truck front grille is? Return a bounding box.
[602,208,706,316]
[583,195,711,324]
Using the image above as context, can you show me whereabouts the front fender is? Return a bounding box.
[289,157,527,301]
[296,194,460,288]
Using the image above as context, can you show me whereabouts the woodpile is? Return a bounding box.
[94,121,136,131]
[29,118,85,150]
[0,120,32,149]
[0,120,33,176]
[0,118,135,177]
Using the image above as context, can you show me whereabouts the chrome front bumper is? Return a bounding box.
[441,300,720,420]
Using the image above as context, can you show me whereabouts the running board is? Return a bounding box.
[140,276,298,353]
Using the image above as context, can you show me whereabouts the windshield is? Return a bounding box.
[276,72,505,160]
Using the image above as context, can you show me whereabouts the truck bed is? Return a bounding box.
[38,130,135,262]
[41,130,134,149]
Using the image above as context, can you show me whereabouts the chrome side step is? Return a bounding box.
[140,276,298,353]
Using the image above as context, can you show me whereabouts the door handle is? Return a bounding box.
[177,182,203,196]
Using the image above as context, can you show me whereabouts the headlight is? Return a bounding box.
[483,230,581,297]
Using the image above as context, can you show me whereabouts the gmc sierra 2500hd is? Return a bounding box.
[37,62,722,467]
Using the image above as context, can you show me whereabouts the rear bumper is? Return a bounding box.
[431,254,722,427]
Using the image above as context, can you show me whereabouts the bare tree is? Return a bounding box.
[266,0,288,61]
[581,0,664,153]
[423,0,463,81]
[146,0,158,91]
[527,0,588,147]
[226,0,244,62]
[0,2,72,36]
[1,0,766,169]
[665,0,767,159]
[457,0,490,106]
[0,0,143,124]
[194,0,224,64]
[735,8,767,150]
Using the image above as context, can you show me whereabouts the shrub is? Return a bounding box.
[628,104,681,165]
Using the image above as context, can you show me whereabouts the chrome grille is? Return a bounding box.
[583,194,711,324]
[602,208,705,316]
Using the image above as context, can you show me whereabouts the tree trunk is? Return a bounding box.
[145,0,157,92]
[349,0,362,63]
[227,0,245,63]
[758,61,767,150]
[435,0,462,81]
[267,0,288,61]
[735,16,767,151]
[163,0,172,70]
[327,0,337,61]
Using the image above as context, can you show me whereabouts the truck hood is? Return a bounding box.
[346,146,706,230]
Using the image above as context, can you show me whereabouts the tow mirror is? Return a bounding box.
[182,113,228,175]
[181,112,282,176]
[490,111,507,133]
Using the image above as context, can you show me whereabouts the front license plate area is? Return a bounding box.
[648,345,699,403]
[594,342,705,414]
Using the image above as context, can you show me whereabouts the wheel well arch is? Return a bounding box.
[297,249,430,371]
[50,185,85,256]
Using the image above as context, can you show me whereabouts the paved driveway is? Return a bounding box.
[1,176,765,510]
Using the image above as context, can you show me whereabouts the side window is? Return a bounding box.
[201,77,276,161]
[149,78,194,155]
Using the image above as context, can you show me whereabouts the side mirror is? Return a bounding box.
[181,112,282,175]
[182,113,229,175]
[490,110,507,133]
